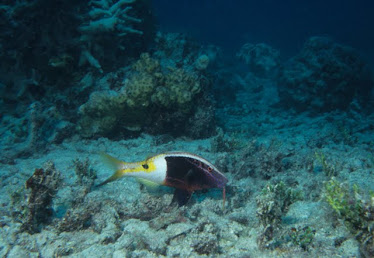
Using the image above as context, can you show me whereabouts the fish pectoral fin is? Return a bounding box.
[136,178,159,190]
[171,189,193,207]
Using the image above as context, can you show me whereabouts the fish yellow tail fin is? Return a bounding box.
[96,153,125,187]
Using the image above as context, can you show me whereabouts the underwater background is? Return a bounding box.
[1,0,374,257]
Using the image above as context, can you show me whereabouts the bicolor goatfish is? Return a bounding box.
[97,152,228,207]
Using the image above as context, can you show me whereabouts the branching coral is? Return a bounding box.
[78,0,144,72]
[79,0,142,35]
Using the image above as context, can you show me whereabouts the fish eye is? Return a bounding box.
[142,164,149,169]
[208,166,213,172]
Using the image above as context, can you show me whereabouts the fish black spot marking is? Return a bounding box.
[142,164,149,169]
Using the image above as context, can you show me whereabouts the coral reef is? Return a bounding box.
[314,151,337,177]
[72,158,97,188]
[256,182,303,249]
[0,0,82,82]
[1,1,373,256]
[0,0,153,78]
[78,0,154,72]
[237,43,281,78]
[11,161,61,234]
[231,139,296,180]
[0,0,154,159]
[195,54,210,71]
[0,101,74,163]
[278,36,374,112]
[77,39,216,139]
[290,226,316,251]
[210,128,243,153]
[57,198,102,233]
[1,122,373,257]
[153,32,200,67]
[257,182,303,226]
[324,178,374,256]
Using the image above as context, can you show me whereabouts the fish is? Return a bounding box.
[97,152,228,207]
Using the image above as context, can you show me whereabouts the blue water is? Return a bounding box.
[153,0,374,61]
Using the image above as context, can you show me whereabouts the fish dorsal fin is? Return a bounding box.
[145,153,157,161]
